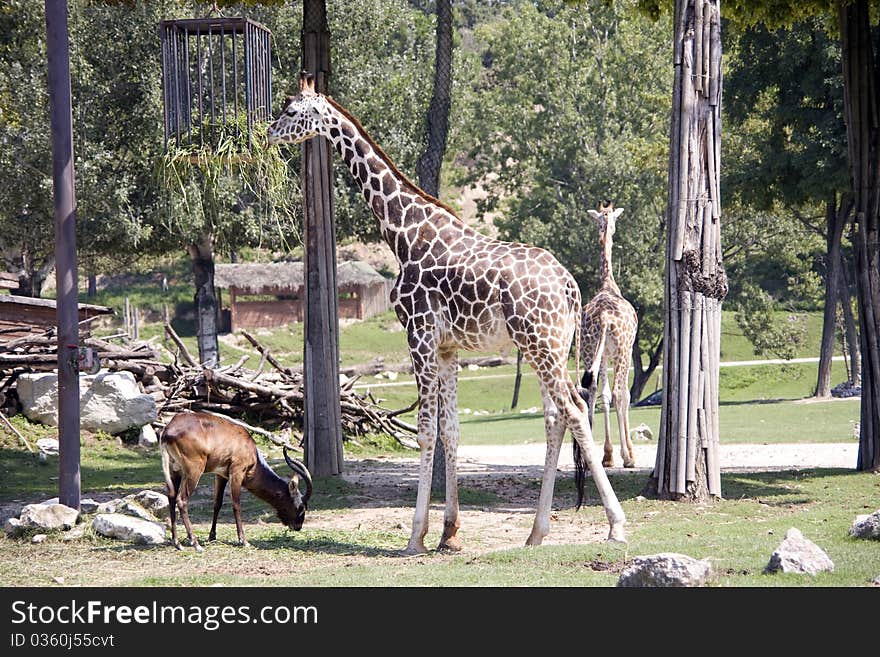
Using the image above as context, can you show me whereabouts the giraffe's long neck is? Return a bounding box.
[319,99,460,257]
[599,233,621,295]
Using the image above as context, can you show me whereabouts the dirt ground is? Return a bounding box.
[303,441,858,553]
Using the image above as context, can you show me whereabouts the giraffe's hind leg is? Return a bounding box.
[526,379,566,546]
[613,363,635,468]
[599,364,615,467]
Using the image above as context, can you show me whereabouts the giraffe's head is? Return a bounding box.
[267,72,329,146]
[587,200,624,239]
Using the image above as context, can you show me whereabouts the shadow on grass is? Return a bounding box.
[0,446,165,503]
[251,532,402,558]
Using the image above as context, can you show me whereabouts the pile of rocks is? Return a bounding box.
[3,490,170,546]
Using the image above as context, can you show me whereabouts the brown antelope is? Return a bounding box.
[159,412,313,551]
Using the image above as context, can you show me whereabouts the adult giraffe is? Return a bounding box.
[578,202,638,479]
[268,73,626,553]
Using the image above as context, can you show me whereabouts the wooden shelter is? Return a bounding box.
[0,294,113,339]
[214,260,390,331]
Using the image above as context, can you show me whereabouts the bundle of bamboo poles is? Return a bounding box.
[654,0,727,500]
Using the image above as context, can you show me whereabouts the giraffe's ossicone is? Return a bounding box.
[269,72,626,552]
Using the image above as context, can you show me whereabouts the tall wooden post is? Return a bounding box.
[45,0,80,510]
[649,0,727,501]
[839,0,880,471]
[301,0,343,476]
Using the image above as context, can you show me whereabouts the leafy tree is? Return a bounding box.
[640,0,880,471]
[454,0,671,400]
[724,17,859,395]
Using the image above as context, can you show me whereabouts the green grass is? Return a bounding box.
[1,462,877,586]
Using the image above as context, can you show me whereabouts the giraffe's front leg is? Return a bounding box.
[437,349,462,552]
[403,328,440,556]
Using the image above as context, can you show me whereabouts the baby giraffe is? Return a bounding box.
[579,201,638,470]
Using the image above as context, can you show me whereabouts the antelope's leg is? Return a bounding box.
[208,475,228,542]
[177,474,204,552]
[168,471,183,549]
[229,476,249,547]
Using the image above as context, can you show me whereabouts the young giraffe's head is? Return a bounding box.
[267,72,330,146]
[587,200,624,240]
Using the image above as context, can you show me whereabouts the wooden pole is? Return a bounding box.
[45,0,80,511]
[301,0,343,477]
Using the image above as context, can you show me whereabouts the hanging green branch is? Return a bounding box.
[156,118,301,254]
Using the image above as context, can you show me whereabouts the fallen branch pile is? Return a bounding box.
[0,323,418,449]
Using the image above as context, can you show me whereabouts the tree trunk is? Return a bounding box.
[87,272,97,298]
[839,0,880,471]
[188,235,219,368]
[416,0,453,197]
[14,251,54,298]
[838,251,861,385]
[630,320,663,402]
[815,195,851,397]
[417,0,453,494]
[301,0,343,477]
[647,0,727,501]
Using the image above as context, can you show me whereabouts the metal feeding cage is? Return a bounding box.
[160,16,272,151]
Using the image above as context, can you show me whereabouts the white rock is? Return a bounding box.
[383,371,398,381]
[61,525,86,541]
[36,438,59,455]
[118,501,158,523]
[92,513,166,545]
[125,491,169,520]
[765,527,835,575]
[138,424,158,448]
[617,553,712,587]
[31,534,47,544]
[79,498,99,514]
[339,373,351,386]
[849,510,880,540]
[96,499,124,514]
[630,423,654,442]
[467,364,480,371]
[5,503,79,537]
[3,518,23,537]
[18,371,158,434]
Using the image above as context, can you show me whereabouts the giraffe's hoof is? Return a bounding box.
[402,542,428,556]
[194,543,205,553]
[606,525,627,544]
[207,533,217,542]
[239,540,252,548]
[172,541,183,551]
[602,459,614,468]
[623,460,636,469]
[437,536,462,552]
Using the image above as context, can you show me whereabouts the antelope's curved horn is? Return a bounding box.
[283,447,313,506]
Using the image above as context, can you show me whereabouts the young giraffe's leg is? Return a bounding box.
[526,379,566,546]
[545,366,627,543]
[437,348,462,551]
[404,326,440,555]
[613,361,635,468]
[599,361,615,467]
